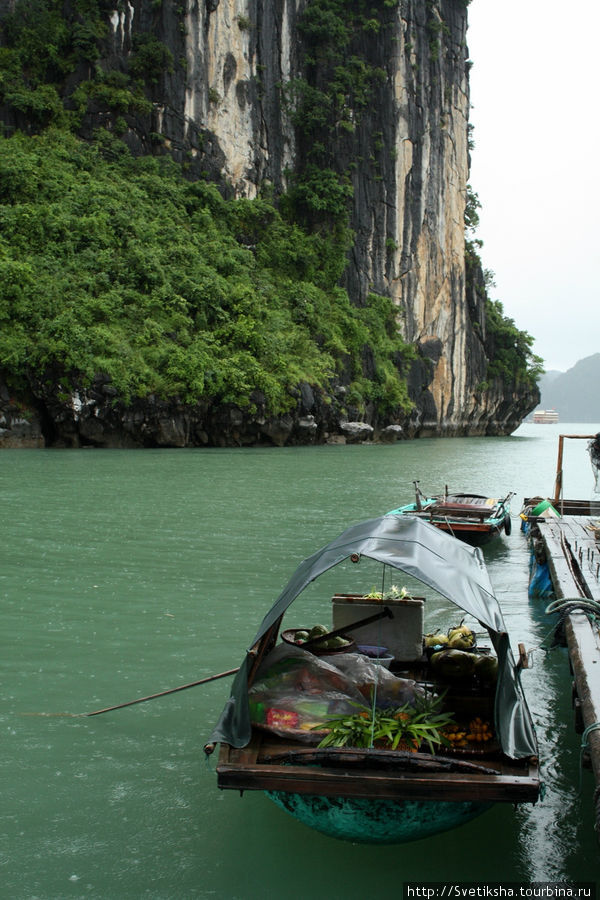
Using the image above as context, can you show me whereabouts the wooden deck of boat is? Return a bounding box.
[528,511,600,826]
[412,503,498,520]
[216,731,539,803]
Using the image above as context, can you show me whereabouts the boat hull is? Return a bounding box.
[266,790,492,843]
[430,521,504,547]
[387,495,511,546]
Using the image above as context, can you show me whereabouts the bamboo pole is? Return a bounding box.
[84,668,240,716]
[22,667,240,718]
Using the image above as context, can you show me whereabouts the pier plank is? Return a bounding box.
[539,518,600,603]
[534,515,600,818]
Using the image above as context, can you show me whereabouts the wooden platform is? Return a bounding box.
[538,516,600,603]
[530,514,600,828]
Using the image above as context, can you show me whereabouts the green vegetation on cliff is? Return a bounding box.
[484,297,543,385]
[0,0,539,425]
[0,0,416,418]
[0,0,160,130]
[282,0,390,224]
[0,129,412,414]
[464,189,543,388]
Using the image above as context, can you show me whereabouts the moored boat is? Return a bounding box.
[387,483,514,546]
[205,515,539,844]
[532,409,559,424]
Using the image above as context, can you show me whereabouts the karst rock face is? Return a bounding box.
[0,0,539,448]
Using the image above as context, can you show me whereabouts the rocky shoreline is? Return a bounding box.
[0,367,538,449]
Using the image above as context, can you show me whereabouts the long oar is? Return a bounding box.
[21,667,240,718]
[27,609,395,718]
[85,667,240,716]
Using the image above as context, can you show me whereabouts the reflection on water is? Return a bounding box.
[2,423,599,897]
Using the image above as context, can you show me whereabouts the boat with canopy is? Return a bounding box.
[205,515,539,843]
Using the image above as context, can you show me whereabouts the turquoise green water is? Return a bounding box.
[2,424,599,898]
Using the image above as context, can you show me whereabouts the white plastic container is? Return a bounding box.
[357,644,394,668]
[332,593,424,662]
[370,655,394,669]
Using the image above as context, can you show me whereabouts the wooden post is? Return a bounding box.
[553,435,564,506]
[516,643,529,670]
[553,434,596,507]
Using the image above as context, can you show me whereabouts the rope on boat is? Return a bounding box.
[545,597,600,619]
[521,596,600,658]
[489,594,599,661]
[581,722,600,752]
[535,620,569,655]
[442,517,457,539]
[539,597,600,651]
[519,612,571,657]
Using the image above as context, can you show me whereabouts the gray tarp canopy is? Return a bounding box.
[207,515,538,759]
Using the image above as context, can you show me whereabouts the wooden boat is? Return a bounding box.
[387,483,514,546]
[205,515,539,844]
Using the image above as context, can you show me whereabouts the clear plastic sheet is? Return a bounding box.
[248,644,425,742]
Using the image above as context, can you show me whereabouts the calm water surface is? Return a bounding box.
[2,423,600,898]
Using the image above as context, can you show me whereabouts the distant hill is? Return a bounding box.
[538,369,562,390]
[536,354,600,422]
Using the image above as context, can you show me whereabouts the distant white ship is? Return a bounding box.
[533,409,559,424]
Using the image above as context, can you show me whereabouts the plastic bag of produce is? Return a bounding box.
[249,645,365,740]
[327,652,425,708]
[249,644,425,740]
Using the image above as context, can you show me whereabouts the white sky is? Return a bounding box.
[465,0,600,373]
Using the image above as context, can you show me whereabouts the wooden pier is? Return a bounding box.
[523,432,600,839]
[525,510,600,837]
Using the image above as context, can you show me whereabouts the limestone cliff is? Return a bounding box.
[0,0,539,448]
[166,0,483,432]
